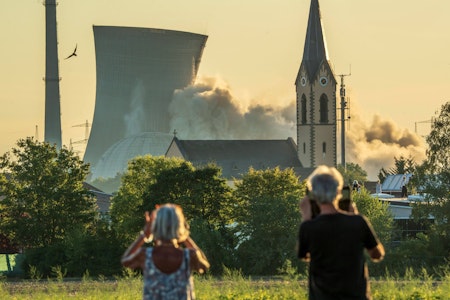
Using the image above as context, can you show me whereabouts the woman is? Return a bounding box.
[121,204,210,299]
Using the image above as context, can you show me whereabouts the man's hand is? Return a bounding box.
[300,196,312,221]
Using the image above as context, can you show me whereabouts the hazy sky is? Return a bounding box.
[1,0,449,178]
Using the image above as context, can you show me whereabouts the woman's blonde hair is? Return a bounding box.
[151,204,190,242]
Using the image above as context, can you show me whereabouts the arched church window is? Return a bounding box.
[303,142,306,154]
[319,94,328,123]
[322,142,326,154]
[301,95,307,124]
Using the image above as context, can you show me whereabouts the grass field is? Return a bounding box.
[0,255,16,273]
[2,255,449,299]
[1,273,449,299]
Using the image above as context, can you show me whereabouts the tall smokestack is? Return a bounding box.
[43,0,62,148]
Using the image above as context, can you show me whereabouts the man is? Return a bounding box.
[298,165,385,300]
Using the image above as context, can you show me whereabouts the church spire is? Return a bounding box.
[295,0,337,168]
[301,0,330,81]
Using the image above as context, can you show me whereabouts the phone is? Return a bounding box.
[338,185,352,211]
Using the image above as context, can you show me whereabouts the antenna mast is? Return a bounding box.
[338,67,351,168]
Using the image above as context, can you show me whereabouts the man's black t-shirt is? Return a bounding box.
[298,213,379,299]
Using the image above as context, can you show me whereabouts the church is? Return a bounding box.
[168,0,337,180]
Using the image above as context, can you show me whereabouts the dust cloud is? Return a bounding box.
[169,76,426,180]
[169,77,296,140]
[345,104,426,180]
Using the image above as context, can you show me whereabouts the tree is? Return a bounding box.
[351,189,393,244]
[233,167,304,275]
[351,188,394,276]
[408,102,450,272]
[142,162,234,227]
[142,162,238,274]
[378,155,417,183]
[109,155,185,244]
[426,101,450,175]
[0,138,97,250]
[337,163,367,186]
[110,156,238,274]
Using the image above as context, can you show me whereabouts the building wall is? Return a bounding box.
[84,26,208,167]
[296,64,337,167]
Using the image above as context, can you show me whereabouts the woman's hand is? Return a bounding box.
[143,206,158,240]
[142,211,152,239]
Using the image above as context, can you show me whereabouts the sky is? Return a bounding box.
[1,0,449,180]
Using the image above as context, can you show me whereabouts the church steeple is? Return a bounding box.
[295,0,337,168]
[300,0,330,82]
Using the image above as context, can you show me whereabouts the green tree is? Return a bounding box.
[0,138,97,249]
[426,101,450,175]
[378,155,417,183]
[110,157,238,274]
[351,188,394,276]
[233,167,304,275]
[142,162,237,274]
[337,163,367,186]
[142,162,234,226]
[109,155,185,244]
[352,189,393,244]
[409,101,450,272]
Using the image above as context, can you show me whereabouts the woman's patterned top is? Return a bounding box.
[143,247,195,300]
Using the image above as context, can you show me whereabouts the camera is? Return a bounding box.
[338,185,352,211]
[307,189,321,219]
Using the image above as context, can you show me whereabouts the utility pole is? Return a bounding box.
[338,68,351,168]
[72,120,91,143]
[70,120,91,156]
[414,119,433,137]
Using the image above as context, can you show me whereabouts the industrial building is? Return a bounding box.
[84,26,208,179]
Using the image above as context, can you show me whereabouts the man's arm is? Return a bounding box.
[299,251,311,262]
[367,243,385,262]
[299,196,312,221]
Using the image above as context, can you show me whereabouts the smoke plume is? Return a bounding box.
[169,76,426,180]
[169,77,296,139]
[345,104,426,180]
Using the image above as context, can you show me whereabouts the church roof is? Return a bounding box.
[301,0,330,80]
[168,137,312,180]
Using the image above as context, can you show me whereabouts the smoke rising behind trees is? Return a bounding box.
[169,76,426,180]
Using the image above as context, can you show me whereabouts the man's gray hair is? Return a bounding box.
[306,165,344,204]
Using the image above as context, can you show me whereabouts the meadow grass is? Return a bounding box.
[1,271,449,300]
[0,255,16,273]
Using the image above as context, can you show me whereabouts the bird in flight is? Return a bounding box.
[65,44,77,59]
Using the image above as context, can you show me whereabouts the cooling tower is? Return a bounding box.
[83,26,208,169]
[44,0,62,148]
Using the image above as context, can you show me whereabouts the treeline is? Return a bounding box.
[0,138,444,279]
[0,102,449,278]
